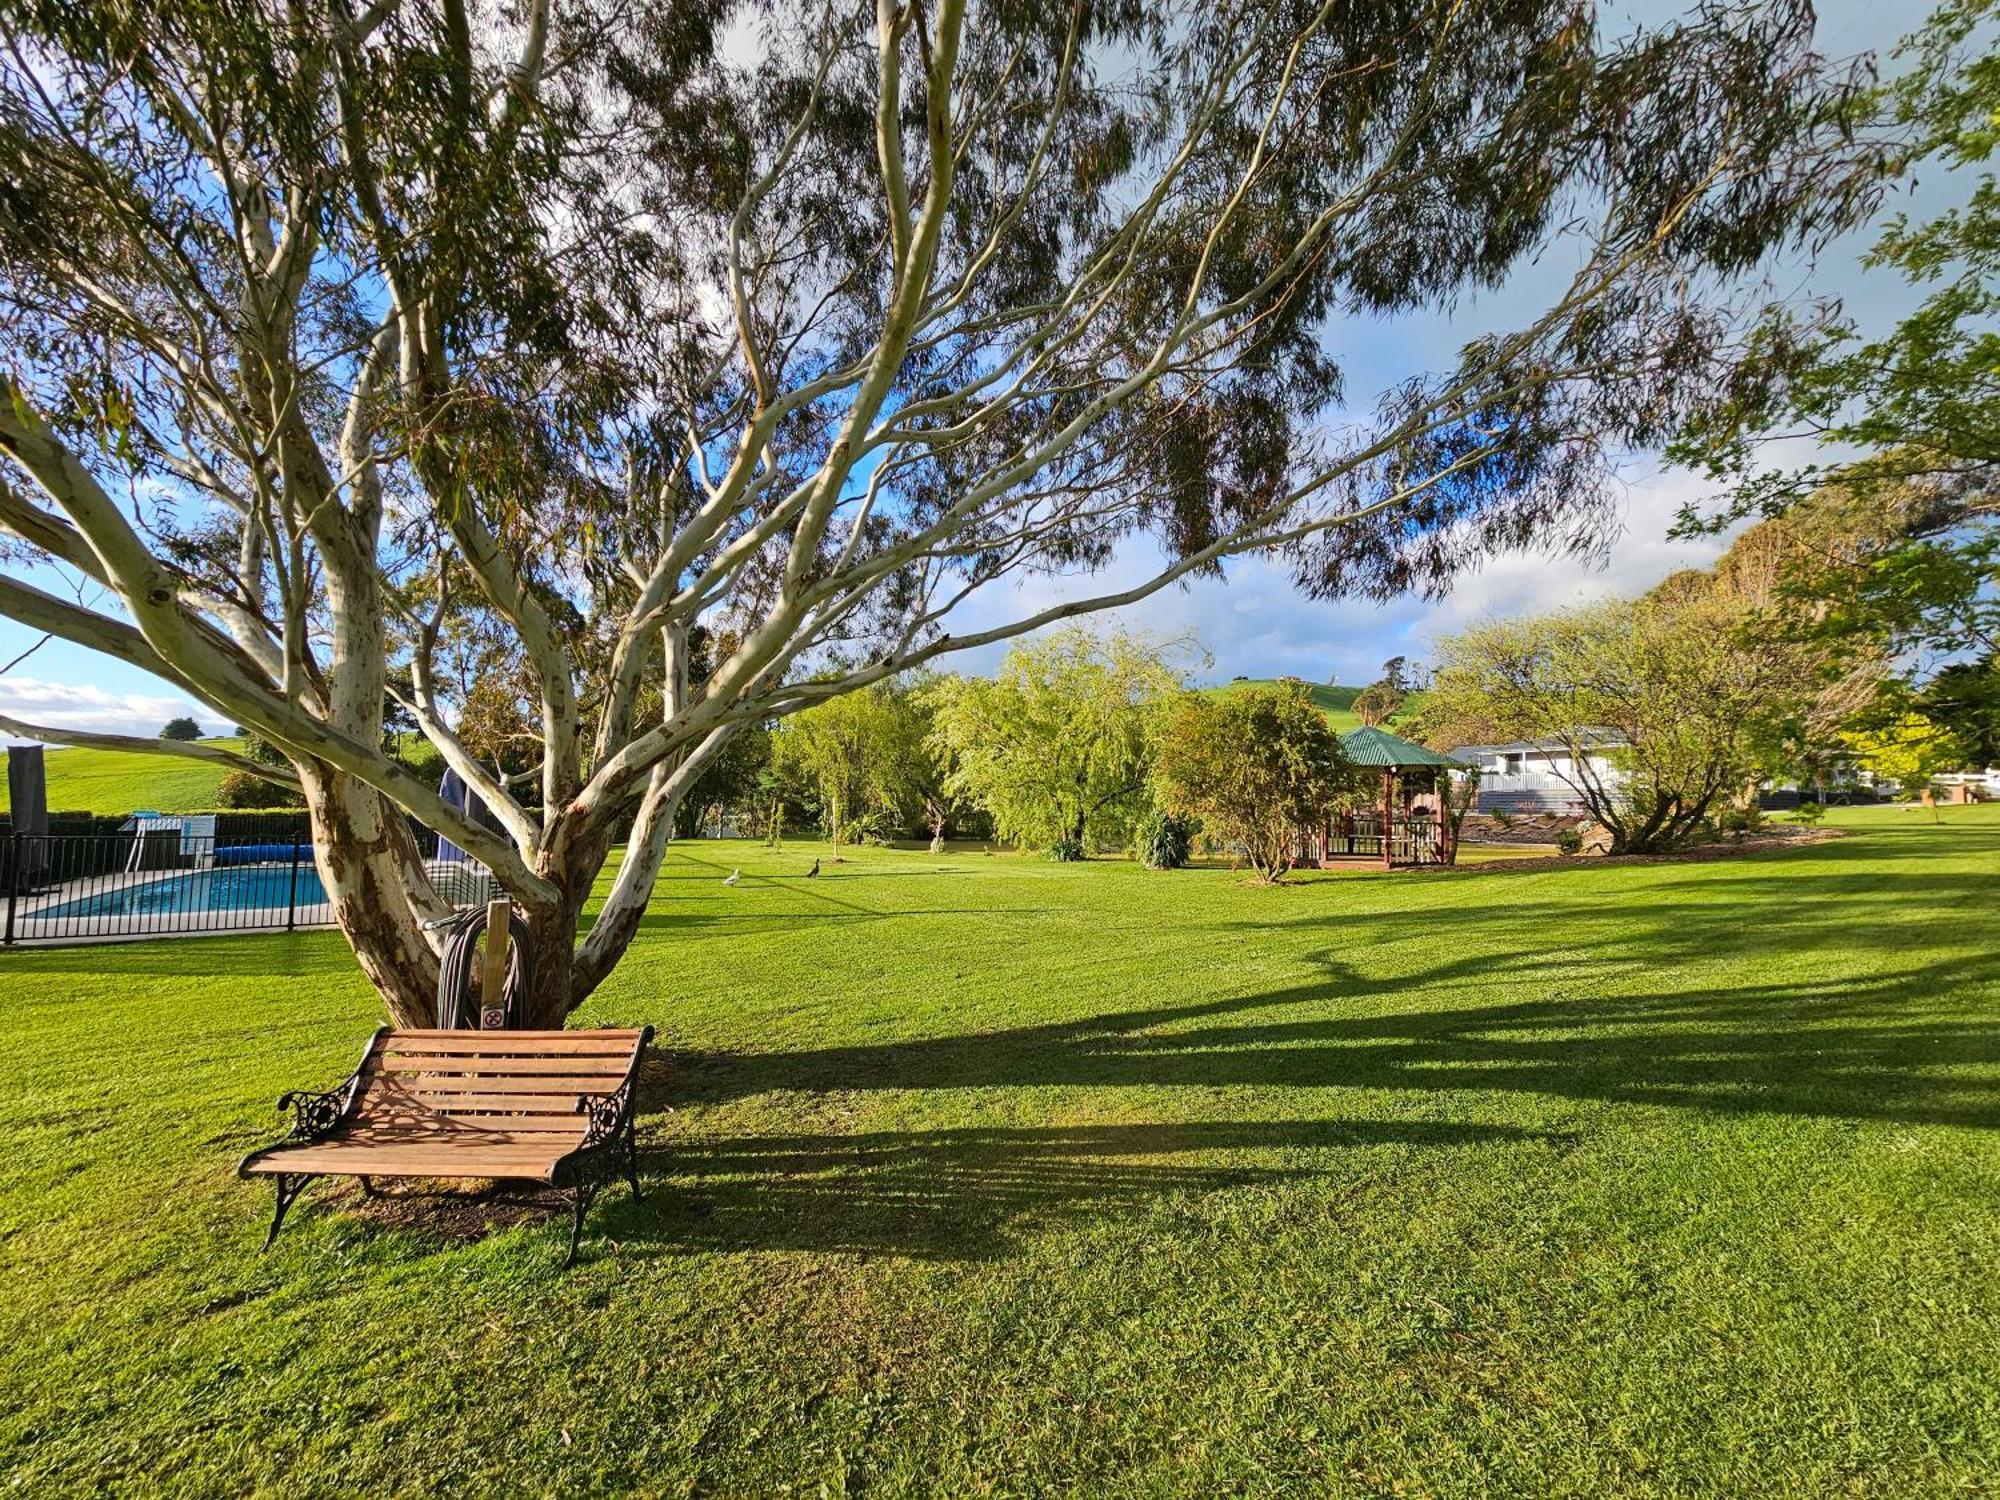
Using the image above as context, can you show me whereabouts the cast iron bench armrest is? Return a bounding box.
[271,1024,389,1144]
[574,1080,637,1150]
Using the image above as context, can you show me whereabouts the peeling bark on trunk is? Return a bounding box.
[305,766,451,1027]
[518,815,619,1027]
[518,896,582,1028]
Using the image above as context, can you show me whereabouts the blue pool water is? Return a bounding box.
[41,864,328,919]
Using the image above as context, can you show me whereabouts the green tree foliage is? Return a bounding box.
[928,630,1184,856]
[1918,653,2000,763]
[1842,712,1971,802]
[1352,679,1403,728]
[673,725,772,839]
[768,687,911,849]
[1355,656,1414,725]
[215,768,307,809]
[885,678,975,852]
[1674,1,1999,663]
[1153,682,1350,881]
[1694,509,1890,788]
[762,678,961,848]
[157,716,200,741]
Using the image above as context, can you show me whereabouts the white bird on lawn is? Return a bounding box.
[723,869,741,886]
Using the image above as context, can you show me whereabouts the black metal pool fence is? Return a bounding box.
[0,821,501,945]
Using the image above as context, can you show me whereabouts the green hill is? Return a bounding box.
[0,739,237,816]
[1206,678,1424,734]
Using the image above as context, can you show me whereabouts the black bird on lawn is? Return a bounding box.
[806,857,821,878]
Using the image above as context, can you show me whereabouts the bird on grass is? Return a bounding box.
[722,869,740,886]
[806,858,821,878]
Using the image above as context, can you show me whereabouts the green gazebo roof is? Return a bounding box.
[1339,725,1467,771]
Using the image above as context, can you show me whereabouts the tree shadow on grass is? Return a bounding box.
[594,1116,1561,1261]
[570,956,1998,1259]
[656,877,2000,1135]
[361,826,2000,1262]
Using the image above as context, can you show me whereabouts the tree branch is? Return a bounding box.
[0,716,299,787]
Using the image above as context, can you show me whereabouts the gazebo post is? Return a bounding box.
[1445,769,1459,864]
[1436,769,1452,865]
[1380,768,1395,869]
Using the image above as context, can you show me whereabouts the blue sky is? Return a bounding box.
[0,0,1957,735]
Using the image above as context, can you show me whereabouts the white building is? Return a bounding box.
[1448,735,1629,816]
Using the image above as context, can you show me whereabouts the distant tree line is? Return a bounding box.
[667,627,1368,880]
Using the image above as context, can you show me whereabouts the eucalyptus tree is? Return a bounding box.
[0,0,1884,1022]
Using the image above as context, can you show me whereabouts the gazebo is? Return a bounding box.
[1319,726,1469,868]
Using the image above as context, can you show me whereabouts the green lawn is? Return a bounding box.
[3,806,1997,1494]
[0,738,236,815]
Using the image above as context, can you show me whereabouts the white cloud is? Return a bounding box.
[935,458,1749,686]
[0,677,220,741]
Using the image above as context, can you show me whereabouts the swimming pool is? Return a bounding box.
[39,864,329,919]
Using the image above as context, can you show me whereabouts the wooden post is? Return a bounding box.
[1381,769,1395,869]
[480,898,511,1029]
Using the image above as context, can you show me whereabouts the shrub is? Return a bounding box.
[1555,829,1584,855]
[1489,809,1516,831]
[1153,682,1350,881]
[158,715,201,741]
[1716,805,1765,835]
[1047,834,1086,862]
[1134,810,1197,870]
[216,770,307,809]
[1791,799,1826,827]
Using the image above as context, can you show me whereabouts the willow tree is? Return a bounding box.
[0,0,1883,1023]
[927,628,1185,856]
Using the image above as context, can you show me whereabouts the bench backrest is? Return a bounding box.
[354,1028,649,1138]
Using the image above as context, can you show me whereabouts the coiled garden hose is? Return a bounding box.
[432,904,536,1029]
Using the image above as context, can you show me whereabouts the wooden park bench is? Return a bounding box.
[238,1025,653,1266]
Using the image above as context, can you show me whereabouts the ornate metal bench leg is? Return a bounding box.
[264,1174,314,1250]
[564,1181,600,1269]
[625,1117,643,1202]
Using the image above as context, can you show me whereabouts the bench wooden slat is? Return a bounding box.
[367,1054,637,1079]
[244,1143,571,1177]
[364,1073,633,1097]
[381,1033,642,1056]
[355,1109,589,1133]
[396,1096,592,1120]
[342,1128,575,1149]
[388,1028,646,1042]
[366,1087,594,1116]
